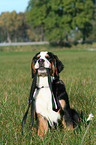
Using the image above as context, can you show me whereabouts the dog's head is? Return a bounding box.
[31,51,64,78]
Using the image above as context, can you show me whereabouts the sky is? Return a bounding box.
[0,0,29,14]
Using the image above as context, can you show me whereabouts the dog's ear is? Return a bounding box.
[54,55,64,73]
[31,52,40,78]
[48,52,64,78]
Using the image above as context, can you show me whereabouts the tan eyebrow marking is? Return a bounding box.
[45,54,49,57]
[37,54,40,57]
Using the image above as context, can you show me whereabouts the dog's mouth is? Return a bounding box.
[39,66,45,70]
[37,67,48,76]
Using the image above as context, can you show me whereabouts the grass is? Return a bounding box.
[0,45,96,145]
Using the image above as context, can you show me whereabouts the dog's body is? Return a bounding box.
[21,51,79,137]
[36,76,60,127]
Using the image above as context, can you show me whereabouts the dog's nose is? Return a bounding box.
[38,59,44,67]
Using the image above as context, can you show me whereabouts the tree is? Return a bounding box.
[72,0,94,41]
[0,12,11,42]
[26,0,47,41]
[26,0,94,43]
[0,12,28,42]
[87,20,96,41]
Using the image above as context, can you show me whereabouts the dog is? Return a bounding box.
[21,51,79,137]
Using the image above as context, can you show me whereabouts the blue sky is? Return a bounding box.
[0,0,29,14]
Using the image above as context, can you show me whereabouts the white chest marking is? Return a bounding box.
[35,76,60,126]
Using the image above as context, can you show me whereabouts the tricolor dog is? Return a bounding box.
[21,51,79,137]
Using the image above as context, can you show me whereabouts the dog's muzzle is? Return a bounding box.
[34,58,51,76]
[35,58,51,70]
[38,59,45,69]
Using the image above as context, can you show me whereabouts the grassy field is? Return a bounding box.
[0,45,96,145]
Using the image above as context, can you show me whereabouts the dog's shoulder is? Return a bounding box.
[52,79,70,106]
[52,79,67,96]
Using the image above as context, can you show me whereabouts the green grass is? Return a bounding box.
[0,46,96,145]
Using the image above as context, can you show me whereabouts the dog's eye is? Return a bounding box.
[37,56,40,59]
[45,55,50,60]
[45,54,50,59]
[46,56,52,63]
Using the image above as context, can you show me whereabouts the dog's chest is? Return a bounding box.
[35,76,60,126]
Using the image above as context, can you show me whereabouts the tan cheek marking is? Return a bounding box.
[52,62,55,77]
[32,60,36,75]
[51,58,57,77]
[54,58,57,75]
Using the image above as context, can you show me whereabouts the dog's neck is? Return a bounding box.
[37,76,49,88]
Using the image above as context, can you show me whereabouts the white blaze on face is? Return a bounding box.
[40,51,48,59]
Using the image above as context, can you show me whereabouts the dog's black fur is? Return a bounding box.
[52,79,79,128]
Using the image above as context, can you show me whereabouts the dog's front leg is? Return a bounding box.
[37,113,48,138]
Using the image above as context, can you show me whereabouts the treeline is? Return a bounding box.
[0,11,40,42]
[0,0,96,43]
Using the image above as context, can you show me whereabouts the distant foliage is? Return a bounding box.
[0,0,95,43]
[26,0,94,43]
[0,11,28,42]
[0,11,43,42]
